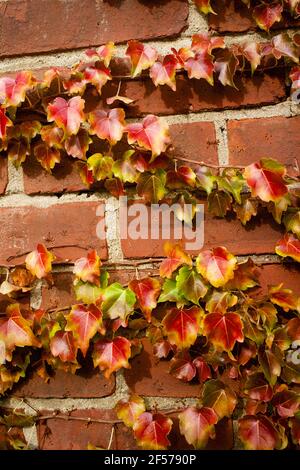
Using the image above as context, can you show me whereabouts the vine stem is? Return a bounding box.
[176,156,245,170]
[36,414,123,425]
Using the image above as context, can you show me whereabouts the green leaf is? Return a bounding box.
[87,153,114,181]
[158,279,187,307]
[136,169,166,203]
[102,282,136,323]
[176,266,208,305]
[74,280,102,304]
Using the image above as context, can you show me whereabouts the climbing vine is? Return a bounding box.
[0,242,300,449]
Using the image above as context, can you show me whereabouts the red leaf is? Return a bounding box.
[33,142,61,172]
[83,64,111,94]
[178,406,218,449]
[275,233,300,262]
[73,250,101,285]
[126,115,170,158]
[0,107,12,140]
[64,129,92,160]
[238,415,280,450]
[133,412,172,450]
[193,356,212,383]
[272,388,300,418]
[128,277,161,322]
[25,244,55,279]
[160,242,192,279]
[0,71,35,107]
[203,312,244,351]
[50,330,77,362]
[126,41,158,78]
[47,96,85,136]
[92,336,131,378]
[88,108,125,145]
[169,353,196,382]
[196,246,237,288]
[66,304,104,357]
[162,306,203,349]
[185,52,214,85]
[253,3,283,31]
[150,55,178,91]
[85,42,115,67]
[244,158,288,202]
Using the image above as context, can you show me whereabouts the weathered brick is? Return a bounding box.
[121,201,283,258]
[0,202,107,266]
[227,116,300,173]
[257,263,300,296]
[208,0,300,33]
[0,0,188,58]
[124,338,201,397]
[14,368,115,399]
[0,159,8,195]
[102,71,286,117]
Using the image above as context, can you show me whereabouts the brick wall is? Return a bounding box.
[0,0,299,450]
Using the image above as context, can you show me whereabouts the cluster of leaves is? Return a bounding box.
[0,242,300,450]
[194,0,300,31]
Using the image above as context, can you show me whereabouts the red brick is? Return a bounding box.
[23,155,85,195]
[102,71,286,117]
[121,201,283,258]
[0,202,107,266]
[0,0,188,58]
[124,338,201,397]
[227,116,300,173]
[0,159,8,195]
[41,272,75,310]
[257,263,300,296]
[169,122,218,166]
[14,368,115,399]
[208,0,300,33]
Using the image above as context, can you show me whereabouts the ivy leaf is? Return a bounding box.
[252,3,283,32]
[126,40,158,78]
[166,166,197,189]
[240,41,261,74]
[178,407,218,450]
[193,357,212,383]
[258,348,281,386]
[283,211,300,239]
[83,64,112,95]
[193,0,216,15]
[133,412,172,450]
[238,416,280,450]
[112,150,138,184]
[160,242,192,279]
[126,115,170,159]
[272,388,300,418]
[33,142,61,172]
[92,336,131,378]
[0,71,35,107]
[208,190,232,217]
[162,306,203,349]
[85,42,115,67]
[275,233,300,262]
[271,33,299,63]
[169,353,196,382]
[244,372,273,402]
[41,125,64,149]
[205,290,238,314]
[50,330,77,363]
[150,55,178,91]
[101,283,136,324]
[196,246,237,288]
[0,304,40,355]
[87,153,114,181]
[233,196,258,225]
[7,139,30,167]
[202,379,237,419]
[244,158,288,203]
[203,312,244,352]
[196,166,215,194]
[73,280,102,304]
[217,171,245,204]
[184,52,215,85]
[269,284,299,312]
[128,277,161,322]
[66,304,104,357]
[115,395,146,428]
[73,250,101,286]
[225,258,260,291]
[176,266,208,304]
[157,279,186,306]
[65,128,92,160]
[0,107,12,140]
[104,177,126,197]
[25,244,55,279]
[214,50,239,88]
[47,96,85,136]
[88,108,125,145]
[136,169,166,204]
